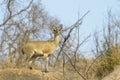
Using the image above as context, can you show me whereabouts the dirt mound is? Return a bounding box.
[0,68,63,80]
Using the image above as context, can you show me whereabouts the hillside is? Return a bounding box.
[0,68,63,80]
[1,66,120,80]
[0,67,83,80]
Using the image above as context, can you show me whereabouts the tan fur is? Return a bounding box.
[22,25,62,72]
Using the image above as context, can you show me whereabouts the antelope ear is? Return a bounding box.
[58,24,63,31]
[50,25,56,31]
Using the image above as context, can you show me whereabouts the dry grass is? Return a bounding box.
[0,68,41,80]
[0,64,83,80]
[0,63,88,80]
[0,59,120,80]
[1,54,120,80]
[0,68,64,80]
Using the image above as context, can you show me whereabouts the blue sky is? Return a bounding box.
[41,0,119,32]
[41,0,120,57]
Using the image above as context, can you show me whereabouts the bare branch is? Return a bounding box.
[55,11,90,65]
[62,10,90,31]
[12,0,33,17]
[63,51,87,80]
[0,0,33,27]
[53,11,90,80]
[7,0,12,16]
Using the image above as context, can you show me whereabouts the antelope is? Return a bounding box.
[22,24,62,72]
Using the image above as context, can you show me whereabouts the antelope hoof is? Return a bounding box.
[42,70,49,73]
[29,66,32,70]
[45,70,49,73]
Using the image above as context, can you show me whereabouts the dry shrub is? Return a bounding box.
[96,45,120,79]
